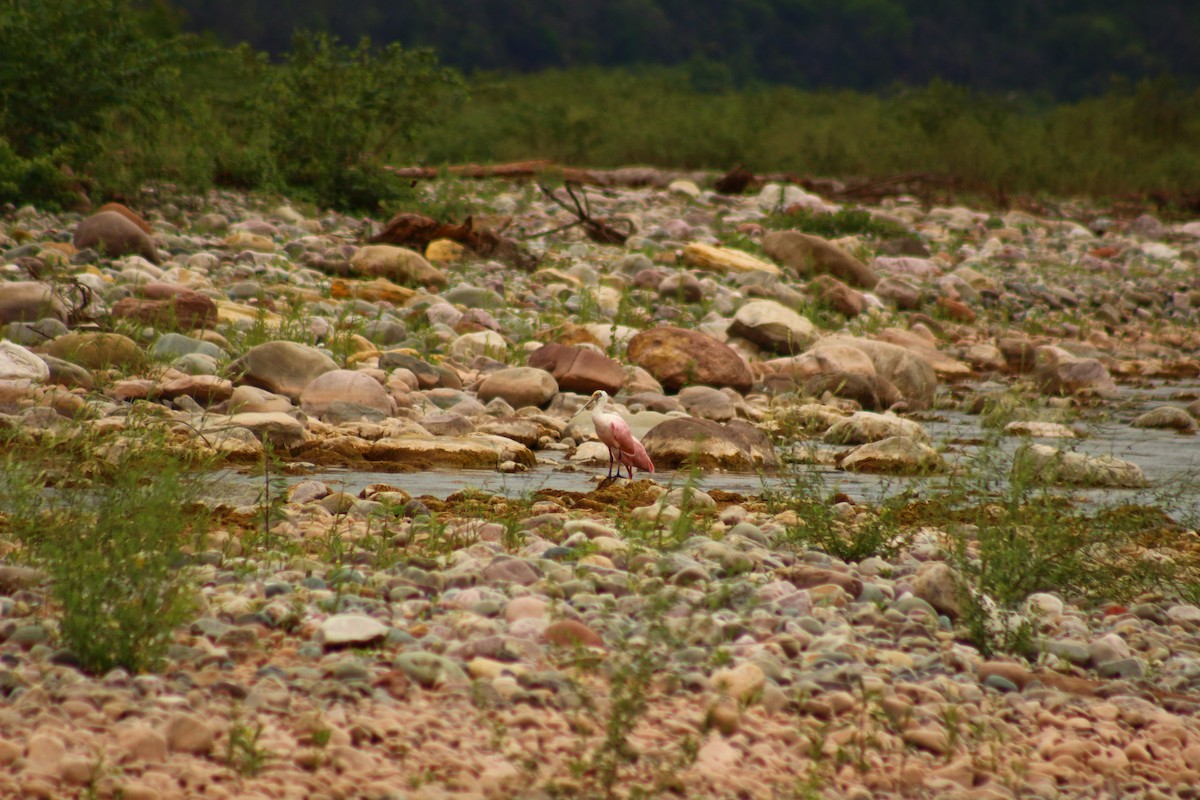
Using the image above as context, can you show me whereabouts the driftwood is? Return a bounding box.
[369,213,539,271]
[534,182,632,246]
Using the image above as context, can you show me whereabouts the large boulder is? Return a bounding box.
[728,299,819,355]
[228,341,338,400]
[763,231,878,289]
[349,245,447,288]
[527,343,624,394]
[1033,346,1118,398]
[300,369,393,419]
[362,435,535,470]
[821,335,937,410]
[626,326,753,394]
[641,417,778,471]
[73,211,159,263]
[477,367,559,409]
[0,282,68,324]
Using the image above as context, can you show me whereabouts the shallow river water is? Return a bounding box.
[207,380,1200,520]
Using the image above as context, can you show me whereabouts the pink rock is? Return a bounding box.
[299,369,392,417]
[162,713,214,755]
[527,343,625,394]
[25,732,65,774]
[503,596,548,623]
[118,724,168,764]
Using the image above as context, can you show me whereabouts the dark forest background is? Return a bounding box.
[169,0,1200,99]
[2,1,1199,211]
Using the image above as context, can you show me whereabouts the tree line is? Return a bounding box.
[167,0,1199,99]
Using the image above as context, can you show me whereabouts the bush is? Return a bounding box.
[266,31,465,211]
[0,422,210,674]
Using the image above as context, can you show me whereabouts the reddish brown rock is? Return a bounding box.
[810,274,866,316]
[543,619,604,648]
[110,291,218,331]
[527,343,625,394]
[936,296,976,323]
[73,210,159,264]
[160,375,234,405]
[626,326,753,394]
[97,202,153,234]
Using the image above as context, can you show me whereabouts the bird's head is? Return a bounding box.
[583,390,608,411]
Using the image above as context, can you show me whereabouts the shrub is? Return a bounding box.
[0,421,210,674]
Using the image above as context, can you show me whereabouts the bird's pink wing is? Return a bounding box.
[611,419,655,473]
[625,439,655,473]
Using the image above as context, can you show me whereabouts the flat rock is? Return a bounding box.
[839,435,944,474]
[350,245,447,287]
[681,242,781,275]
[318,614,388,647]
[824,411,930,444]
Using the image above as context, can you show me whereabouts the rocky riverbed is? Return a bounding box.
[2,177,1200,798]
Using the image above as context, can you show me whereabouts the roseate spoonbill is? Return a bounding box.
[582,390,655,480]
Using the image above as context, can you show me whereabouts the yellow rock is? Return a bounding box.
[682,242,780,275]
[467,657,528,680]
[344,334,377,356]
[215,300,282,328]
[532,267,582,286]
[425,238,466,263]
[223,231,276,253]
[330,277,416,305]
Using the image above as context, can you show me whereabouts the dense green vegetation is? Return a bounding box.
[170,0,1199,100]
[1,0,1198,212]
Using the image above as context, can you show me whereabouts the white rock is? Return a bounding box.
[318,614,388,647]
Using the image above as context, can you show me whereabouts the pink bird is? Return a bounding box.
[583,390,655,480]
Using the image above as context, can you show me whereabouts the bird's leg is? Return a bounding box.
[607,448,616,479]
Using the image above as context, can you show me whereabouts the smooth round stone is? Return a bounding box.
[504,596,548,623]
[893,596,939,618]
[297,643,324,660]
[8,625,50,648]
[981,673,1019,693]
[264,582,292,598]
[172,353,219,375]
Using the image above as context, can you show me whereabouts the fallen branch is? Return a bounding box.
[535,182,632,245]
[369,213,539,271]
